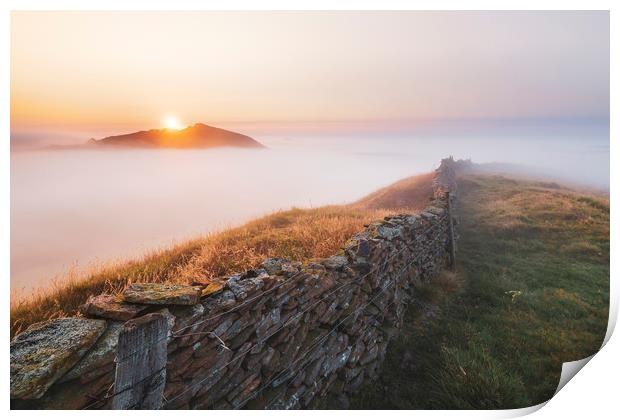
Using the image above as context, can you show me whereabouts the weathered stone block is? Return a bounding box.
[256,307,281,340]
[227,275,265,300]
[229,375,262,408]
[229,325,257,350]
[193,278,226,297]
[123,283,202,305]
[202,290,237,314]
[81,294,147,321]
[322,255,348,270]
[168,303,204,335]
[60,321,123,383]
[11,317,107,399]
[261,258,300,276]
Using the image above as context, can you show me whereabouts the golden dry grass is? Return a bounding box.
[460,175,610,240]
[10,172,434,337]
[352,172,435,210]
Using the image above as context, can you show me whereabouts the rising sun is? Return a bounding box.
[163,116,184,130]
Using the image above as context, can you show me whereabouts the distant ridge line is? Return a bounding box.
[91,122,265,150]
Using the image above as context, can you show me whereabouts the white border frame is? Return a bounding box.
[2,2,616,419]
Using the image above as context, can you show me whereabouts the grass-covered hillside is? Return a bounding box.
[10,173,434,338]
[350,172,609,409]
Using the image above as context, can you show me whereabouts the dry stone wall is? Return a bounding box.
[10,157,464,410]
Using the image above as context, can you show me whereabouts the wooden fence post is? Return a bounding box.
[446,192,457,271]
[112,312,168,410]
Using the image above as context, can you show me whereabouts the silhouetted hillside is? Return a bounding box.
[92,123,265,149]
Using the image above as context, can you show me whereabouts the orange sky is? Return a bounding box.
[11,11,609,132]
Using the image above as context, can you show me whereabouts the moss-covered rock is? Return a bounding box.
[10,317,107,399]
[122,283,202,305]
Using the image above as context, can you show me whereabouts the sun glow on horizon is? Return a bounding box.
[10,12,609,129]
[163,116,184,130]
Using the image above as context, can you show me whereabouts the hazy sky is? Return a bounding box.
[11,11,609,132]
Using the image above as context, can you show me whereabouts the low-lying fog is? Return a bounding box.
[11,123,609,293]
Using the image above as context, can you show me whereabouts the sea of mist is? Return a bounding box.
[11,121,609,293]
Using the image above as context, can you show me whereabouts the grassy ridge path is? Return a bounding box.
[348,173,609,409]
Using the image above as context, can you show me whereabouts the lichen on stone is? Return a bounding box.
[10,317,107,399]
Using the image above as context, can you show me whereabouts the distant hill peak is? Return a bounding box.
[91,123,265,149]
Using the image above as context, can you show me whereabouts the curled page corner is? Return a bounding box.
[554,355,595,397]
[500,401,548,418]
[549,292,618,398]
[499,355,598,418]
[602,293,618,347]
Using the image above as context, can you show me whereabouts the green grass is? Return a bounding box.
[349,173,609,409]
